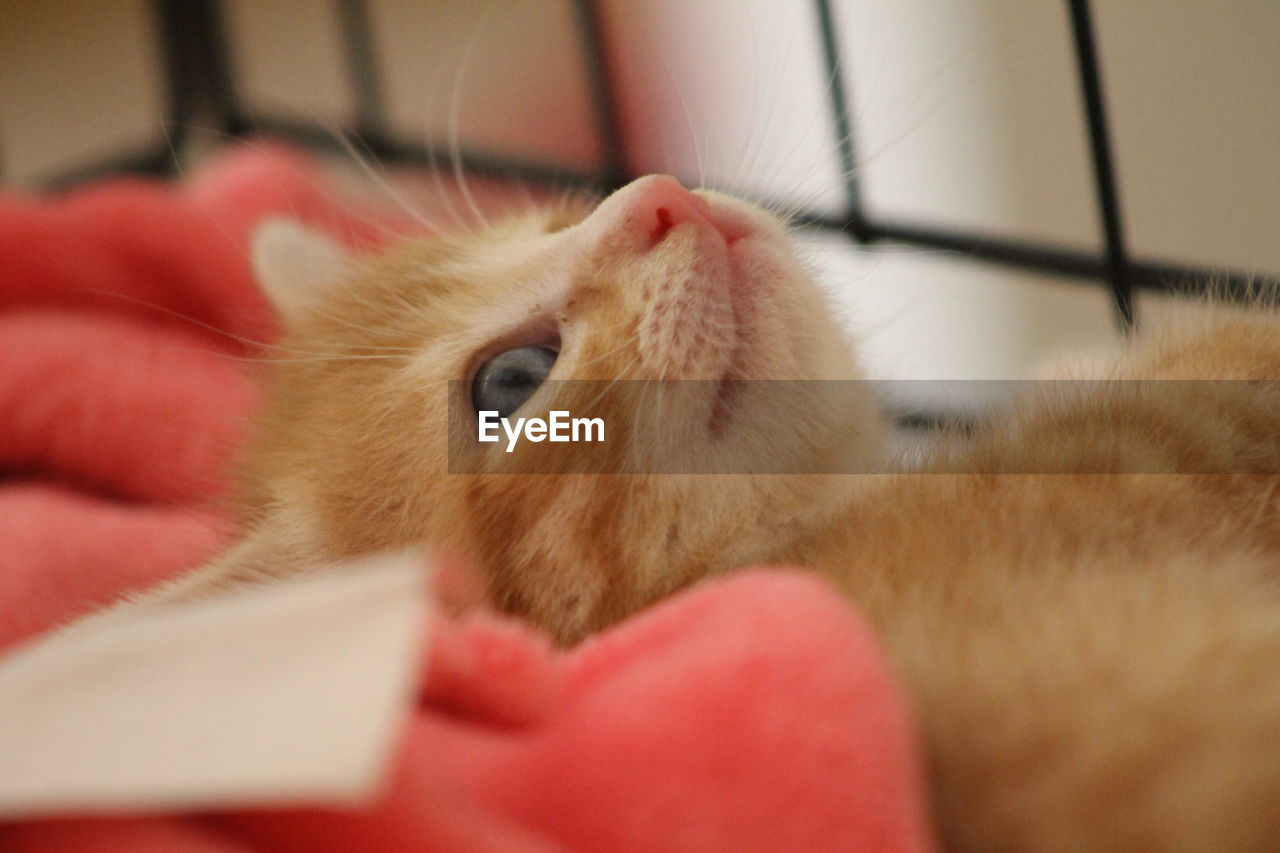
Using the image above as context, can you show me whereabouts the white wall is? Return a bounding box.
[3,1,1276,391]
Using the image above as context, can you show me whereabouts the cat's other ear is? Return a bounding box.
[251,218,350,321]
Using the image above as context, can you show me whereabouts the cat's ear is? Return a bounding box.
[251,218,350,321]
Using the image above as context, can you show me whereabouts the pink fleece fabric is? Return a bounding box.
[0,144,936,852]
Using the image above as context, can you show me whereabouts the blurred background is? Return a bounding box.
[3,0,1278,413]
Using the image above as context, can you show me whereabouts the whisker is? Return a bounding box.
[423,65,471,233]
[448,5,496,230]
[156,346,418,365]
[333,128,445,234]
[579,352,644,413]
[81,289,416,358]
[741,5,799,190]
[730,0,767,190]
[573,328,643,373]
[659,51,706,188]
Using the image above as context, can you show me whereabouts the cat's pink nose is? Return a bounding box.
[612,175,741,249]
[624,175,712,247]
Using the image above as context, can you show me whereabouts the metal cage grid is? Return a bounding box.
[10,0,1279,330]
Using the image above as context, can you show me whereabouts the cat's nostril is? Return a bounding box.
[651,207,676,244]
[627,175,715,248]
[590,174,751,251]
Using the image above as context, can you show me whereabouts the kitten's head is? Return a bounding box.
[239,175,882,641]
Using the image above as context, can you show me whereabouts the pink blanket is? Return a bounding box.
[0,145,935,852]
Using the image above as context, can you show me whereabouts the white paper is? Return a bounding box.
[0,550,432,817]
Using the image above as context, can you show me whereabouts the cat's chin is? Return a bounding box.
[692,213,840,438]
[708,373,742,437]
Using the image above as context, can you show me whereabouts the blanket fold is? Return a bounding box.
[0,144,934,852]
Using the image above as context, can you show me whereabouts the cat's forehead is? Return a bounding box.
[295,214,579,352]
[387,207,586,292]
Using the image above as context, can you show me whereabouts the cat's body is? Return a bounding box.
[793,314,1280,849]
[154,176,1280,850]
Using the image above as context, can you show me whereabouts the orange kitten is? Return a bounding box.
[159,176,1280,850]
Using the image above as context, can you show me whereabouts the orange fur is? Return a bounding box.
[165,178,1280,850]
[794,312,1280,849]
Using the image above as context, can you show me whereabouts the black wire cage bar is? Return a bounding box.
[11,0,1280,328]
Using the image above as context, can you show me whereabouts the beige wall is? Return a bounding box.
[1,0,163,181]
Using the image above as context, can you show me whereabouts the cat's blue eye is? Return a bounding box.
[471,346,558,419]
